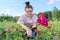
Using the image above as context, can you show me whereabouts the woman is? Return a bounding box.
[17,2,38,37]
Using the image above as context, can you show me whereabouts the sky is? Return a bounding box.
[0,0,60,16]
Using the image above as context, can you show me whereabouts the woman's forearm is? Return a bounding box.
[20,22,30,30]
[17,21,29,30]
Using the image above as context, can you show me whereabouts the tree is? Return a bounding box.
[48,11,52,20]
[52,7,59,21]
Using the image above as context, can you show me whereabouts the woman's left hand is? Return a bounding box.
[32,26,36,28]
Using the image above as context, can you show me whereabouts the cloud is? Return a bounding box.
[0,8,22,16]
[48,0,60,4]
[56,0,60,1]
[48,0,55,4]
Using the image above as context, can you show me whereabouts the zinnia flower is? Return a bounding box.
[4,29,9,33]
[37,13,50,29]
[38,13,45,17]
[16,28,18,31]
[35,30,40,34]
[9,25,15,28]
[46,25,51,29]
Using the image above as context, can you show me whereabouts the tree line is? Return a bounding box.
[0,7,60,22]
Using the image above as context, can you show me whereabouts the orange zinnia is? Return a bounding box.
[39,13,45,17]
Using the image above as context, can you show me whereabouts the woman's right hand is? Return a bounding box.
[26,29,32,37]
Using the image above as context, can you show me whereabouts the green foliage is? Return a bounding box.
[0,16,19,22]
[0,21,60,40]
[52,7,59,21]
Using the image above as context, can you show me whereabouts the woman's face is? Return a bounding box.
[25,8,33,17]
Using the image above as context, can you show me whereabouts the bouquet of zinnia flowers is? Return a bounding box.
[37,13,51,29]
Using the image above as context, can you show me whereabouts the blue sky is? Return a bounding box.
[0,0,60,16]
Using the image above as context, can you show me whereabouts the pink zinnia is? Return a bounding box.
[37,16,48,28]
[4,29,9,33]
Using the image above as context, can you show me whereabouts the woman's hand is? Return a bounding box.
[32,26,36,28]
[26,29,32,37]
[32,22,36,28]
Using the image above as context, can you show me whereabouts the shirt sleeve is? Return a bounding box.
[32,15,38,27]
[33,15,38,22]
[18,15,24,22]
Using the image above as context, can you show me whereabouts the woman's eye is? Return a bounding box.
[27,11,32,12]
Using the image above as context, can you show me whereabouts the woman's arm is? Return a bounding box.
[17,20,32,37]
[17,20,30,31]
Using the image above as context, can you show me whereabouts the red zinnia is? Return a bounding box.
[35,30,40,34]
[48,26,51,29]
[46,25,51,29]
[16,28,18,31]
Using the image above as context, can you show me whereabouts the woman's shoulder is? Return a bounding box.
[19,14,25,18]
[32,14,38,18]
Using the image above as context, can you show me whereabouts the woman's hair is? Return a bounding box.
[25,2,33,10]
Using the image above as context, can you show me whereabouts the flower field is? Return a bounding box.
[0,20,60,40]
